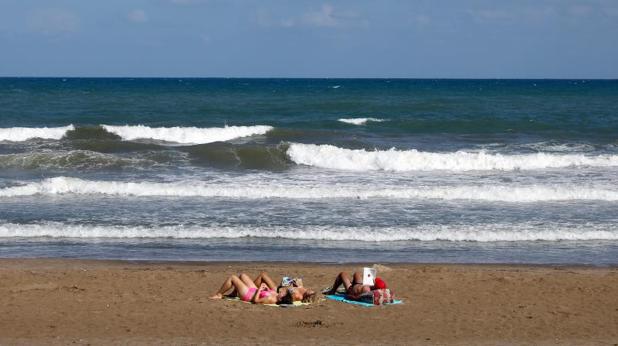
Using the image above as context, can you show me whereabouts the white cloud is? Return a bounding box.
[257,4,363,29]
[467,5,565,23]
[303,4,338,27]
[467,3,616,24]
[28,8,79,36]
[468,9,512,21]
[256,10,298,28]
[521,6,557,21]
[128,9,148,23]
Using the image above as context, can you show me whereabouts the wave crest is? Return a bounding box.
[0,125,75,142]
[101,124,273,144]
[1,177,617,202]
[287,143,618,171]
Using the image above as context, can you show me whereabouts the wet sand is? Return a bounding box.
[0,259,617,345]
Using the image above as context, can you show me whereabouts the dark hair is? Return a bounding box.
[278,288,294,305]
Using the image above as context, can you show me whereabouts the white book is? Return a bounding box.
[362,267,376,286]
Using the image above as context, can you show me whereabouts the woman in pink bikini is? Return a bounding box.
[210,271,316,304]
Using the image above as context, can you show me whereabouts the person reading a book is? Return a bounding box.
[324,271,388,300]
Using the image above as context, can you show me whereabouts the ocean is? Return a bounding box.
[1,78,617,265]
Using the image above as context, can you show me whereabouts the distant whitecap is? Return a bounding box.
[338,118,386,125]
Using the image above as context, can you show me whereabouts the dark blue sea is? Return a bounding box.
[1,78,617,264]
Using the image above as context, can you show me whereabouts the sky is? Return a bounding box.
[0,0,617,78]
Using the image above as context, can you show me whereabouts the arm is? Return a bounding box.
[253,288,277,304]
[253,294,268,304]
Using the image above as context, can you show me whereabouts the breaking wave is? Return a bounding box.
[0,125,75,142]
[287,143,618,171]
[0,125,273,144]
[1,177,618,202]
[101,124,273,144]
[0,222,616,242]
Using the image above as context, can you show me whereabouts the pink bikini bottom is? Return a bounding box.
[241,287,257,302]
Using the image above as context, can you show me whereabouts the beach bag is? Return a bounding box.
[359,289,394,305]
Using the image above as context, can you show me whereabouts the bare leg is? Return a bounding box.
[239,273,258,288]
[348,272,371,298]
[352,272,363,285]
[228,272,258,297]
[228,273,256,297]
[210,275,249,299]
[253,271,277,289]
[325,272,352,295]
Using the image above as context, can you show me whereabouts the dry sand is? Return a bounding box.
[0,259,617,345]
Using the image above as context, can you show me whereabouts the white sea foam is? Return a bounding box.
[0,125,75,142]
[0,222,616,242]
[338,118,386,125]
[1,177,618,202]
[101,124,273,144]
[287,143,618,171]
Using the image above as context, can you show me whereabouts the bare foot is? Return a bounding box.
[209,293,223,299]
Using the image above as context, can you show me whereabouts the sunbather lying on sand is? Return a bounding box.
[324,271,388,300]
[210,271,317,304]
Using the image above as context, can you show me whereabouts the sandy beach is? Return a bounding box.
[0,259,616,345]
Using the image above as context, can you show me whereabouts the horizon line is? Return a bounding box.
[1,76,618,80]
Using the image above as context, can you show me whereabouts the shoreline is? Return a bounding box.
[1,258,617,345]
[2,256,618,267]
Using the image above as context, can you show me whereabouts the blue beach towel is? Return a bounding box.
[325,293,403,307]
